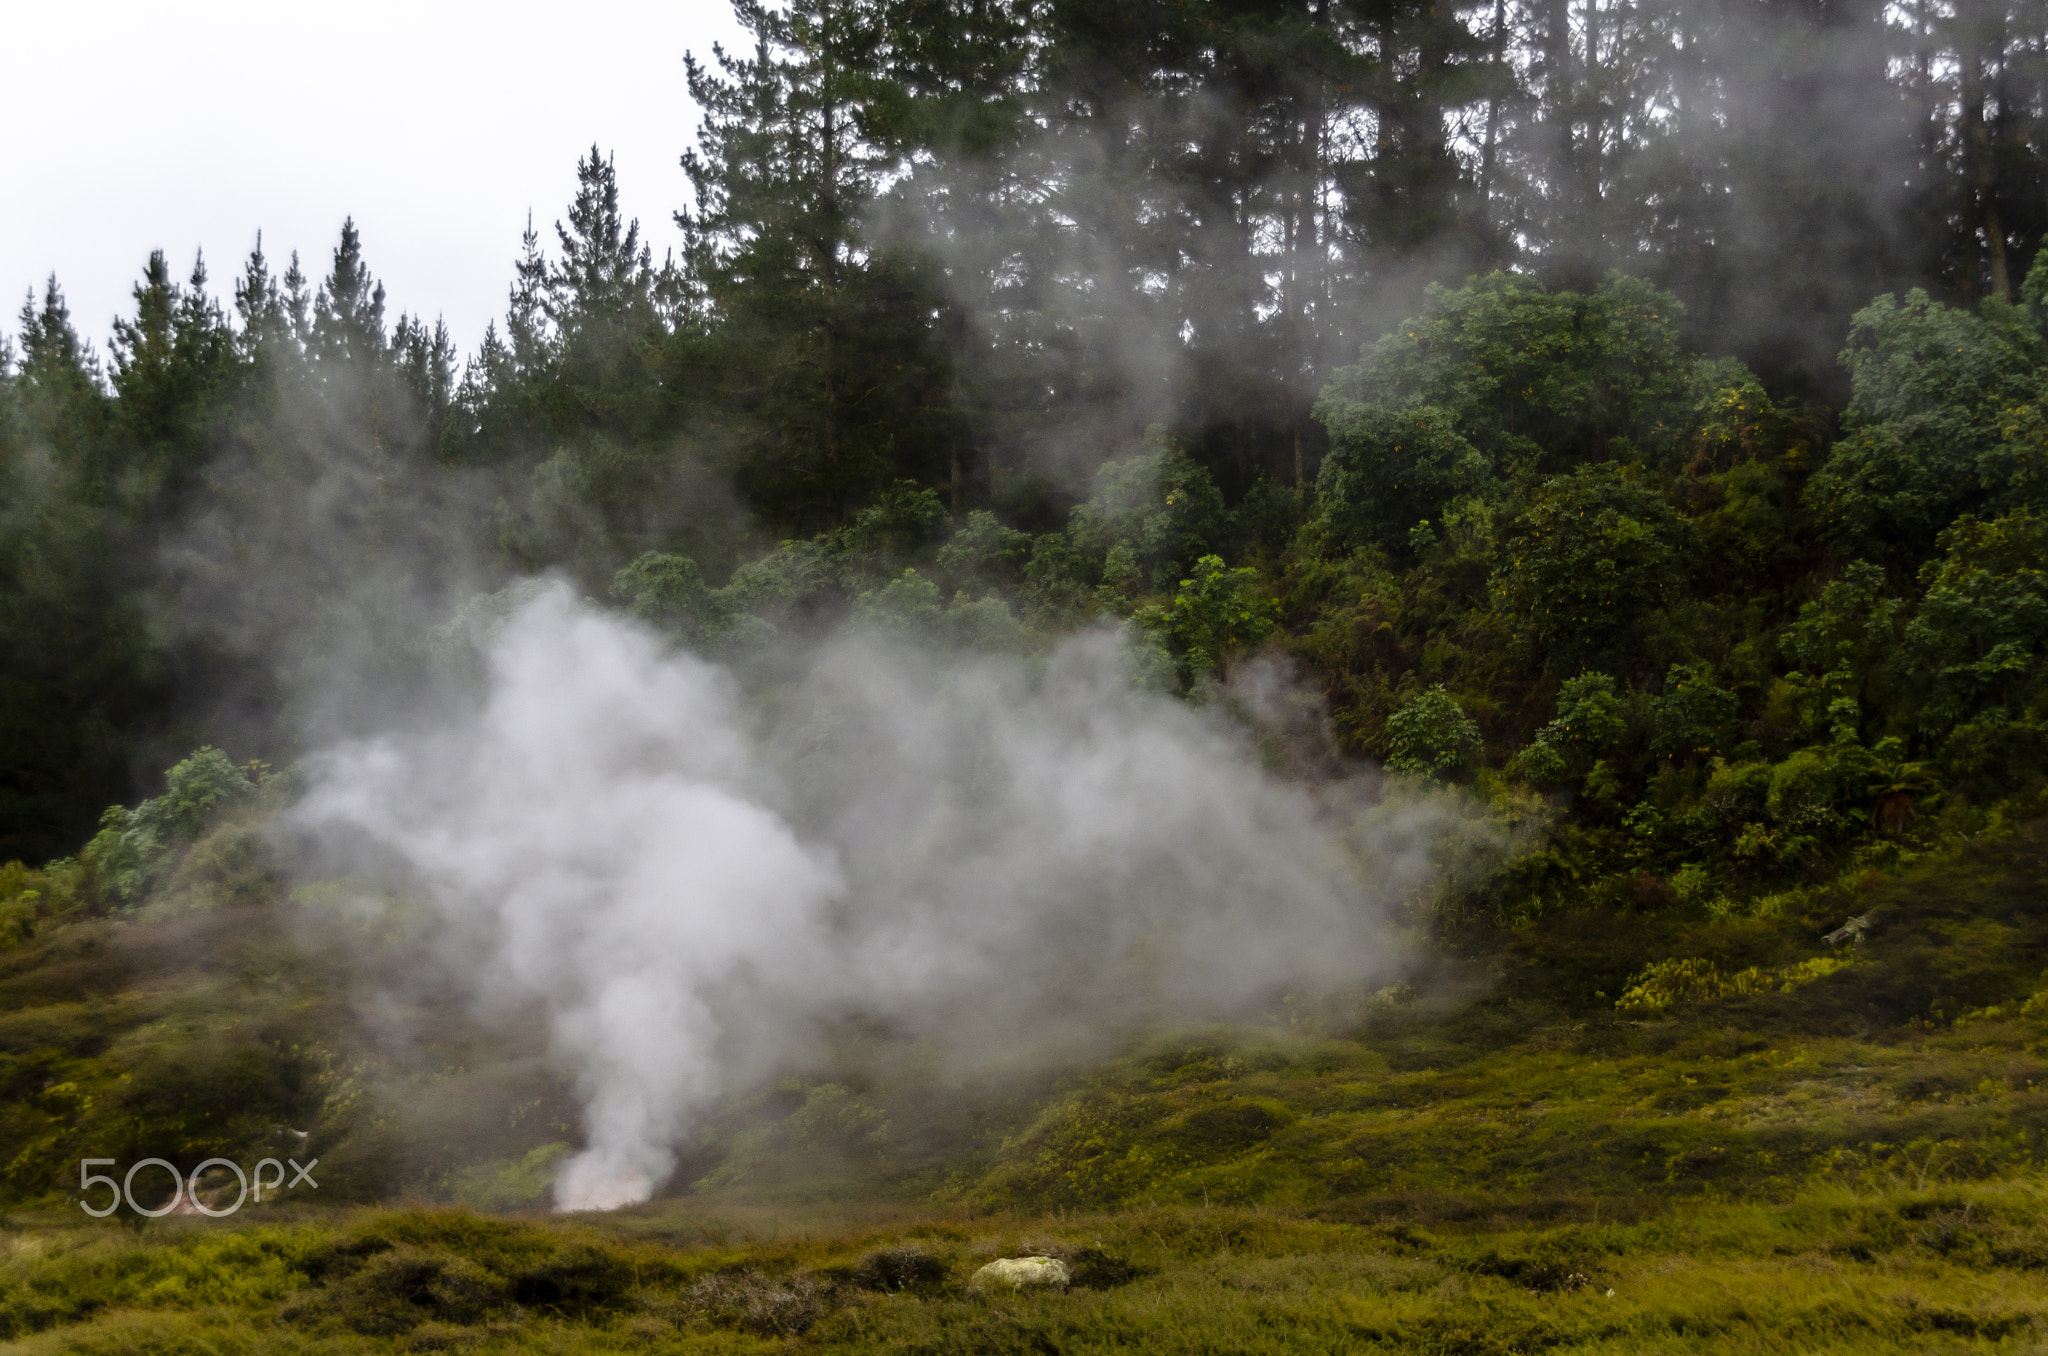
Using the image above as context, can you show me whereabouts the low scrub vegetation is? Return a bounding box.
[7,1186,2048,1352]
[1,821,2047,1349]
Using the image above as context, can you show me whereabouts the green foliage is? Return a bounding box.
[1158,555,1277,678]
[1311,404,1487,556]
[82,748,257,903]
[1864,737,1938,833]
[715,539,837,635]
[1764,746,1860,833]
[451,1143,570,1212]
[0,811,2046,1356]
[5,0,2048,898]
[1550,672,1631,752]
[785,1083,890,1154]
[682,5,964,529]
[1938,711,2048,795]
[831,481,950,579]
[1901,510,2048,734]
[109,250,234,479]
[1067,430,1224,593]
[1687,356,1784,470]
[1021,532,1096,622]
[1312,274,1709,557]
[608,551,708,635]
[1703,757,1774,827]
[1519,671,1629,781]
[1383,685,1482,781]
[1809,284,2048,557]
[1652,663,1739,756]
[0,858,84,949]
[0,277,167,865]
[1492,466,1684,672]
[17,25,2048,1350]
[935,509,1031,594]
[1782,562,1901,680]
[1613,953,1856,1014]
[8,1189,2048,1352]
[1281,262,2048,905]
[506,262,2048,924]
[853,568,945,637]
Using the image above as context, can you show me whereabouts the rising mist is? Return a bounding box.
[297,584,1423,1210]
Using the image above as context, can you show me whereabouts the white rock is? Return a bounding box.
[970,1256,1071,1292]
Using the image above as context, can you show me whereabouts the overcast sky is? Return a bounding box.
[2,0,747,359]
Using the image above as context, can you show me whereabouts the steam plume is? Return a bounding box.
[300,583,1416,1210]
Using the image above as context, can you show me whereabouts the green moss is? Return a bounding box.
[450,1144,569,1213]
[4,814,2048,1348]
[9,1189,2048,1352]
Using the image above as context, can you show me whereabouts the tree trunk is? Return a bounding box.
[1542,0,1580,233]
[1957,21,2011,300]
[1477,0,1508,250]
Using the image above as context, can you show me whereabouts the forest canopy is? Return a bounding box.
[4,0,2047,927]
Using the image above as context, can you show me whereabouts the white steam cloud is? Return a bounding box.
[299,583,1422,1211]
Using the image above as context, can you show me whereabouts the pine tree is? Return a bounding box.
[540,147,668,443]
[390,312,456,455]
[681,0,955,527]
[233,232,301,359]
[310,217,387,370]
[111,250,232,486]
[0,277,163,862]
[508,213,553,375]
[14,277,110,487]
[549,146,657,334]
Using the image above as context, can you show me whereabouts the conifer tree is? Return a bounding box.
[232,233,303,359]
[310,217,387,370]
[110,250,232,491]
[550,146,658,334]
[0,278,163,862]
[13,278,110,489]
[681,0,960,526]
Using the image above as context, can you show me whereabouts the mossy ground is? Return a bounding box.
[3,823,2048,1350]
[7,1186,2048,1352]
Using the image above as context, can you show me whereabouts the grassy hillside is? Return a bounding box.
[7,1187,2048,1353]
[3,819,2047,1350]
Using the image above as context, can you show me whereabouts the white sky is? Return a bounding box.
[1,0,748,359]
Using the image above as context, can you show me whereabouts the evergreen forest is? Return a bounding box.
[6,0,2048,1350]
